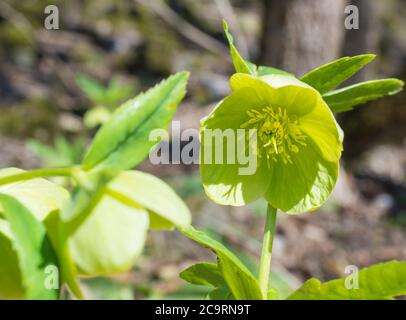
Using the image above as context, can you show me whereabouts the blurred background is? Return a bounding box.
[0,0,405,299]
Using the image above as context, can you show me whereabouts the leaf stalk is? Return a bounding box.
[0,167,75,186]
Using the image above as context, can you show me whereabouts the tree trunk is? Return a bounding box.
[259,0,348,76]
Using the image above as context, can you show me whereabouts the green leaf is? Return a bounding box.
[267,288,281,300]
[82,72,189,173]
[52,178,112,299]
[180,262,224,288]
[301,54,376,94]
[180,225,263,300]
[0,220,25,299]
[288,261,406,300]
[43,209,83,299]
[206,286,234,300]
[0,169,69,297]
[0,168,69,221]
[107,170,191,230]
[323,79,404,113]
[0,194,59,299]
[223,20,294,78]
[52,186,103,299]
[223,20,253,75]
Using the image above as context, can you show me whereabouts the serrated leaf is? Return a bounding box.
[180,225,263,300]
[323,79,404,112]
[0,194,59,300]
[180,262,224,288]
[82,72,189,173]
[288,261,406,300]
[223,20,253,75]
[107,170,191,230]
[301,54,376,94]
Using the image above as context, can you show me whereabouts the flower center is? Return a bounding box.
[241,106,307,164]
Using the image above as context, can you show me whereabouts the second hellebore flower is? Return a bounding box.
[200,73,343,214]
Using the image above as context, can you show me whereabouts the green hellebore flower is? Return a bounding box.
[200,73,343,214]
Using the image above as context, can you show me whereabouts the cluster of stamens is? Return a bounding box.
[241,106,307,164]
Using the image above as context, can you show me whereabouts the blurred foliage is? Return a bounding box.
[28,135,85,168]
[76,74,137,128]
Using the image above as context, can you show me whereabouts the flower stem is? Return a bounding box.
[0,167,74,186]
[258,204,277,299]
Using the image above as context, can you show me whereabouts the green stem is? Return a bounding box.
[0,167,74,186]
[258,204,277,299]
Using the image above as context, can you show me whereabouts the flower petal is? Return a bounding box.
[230,73,319,117]
[203,73,342,211]
[201,88,270,206]
[69,196,149,276]
[108,170,191,230]
[202,158,270,206]
[300,98,343,163]
[265,139,338,213]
